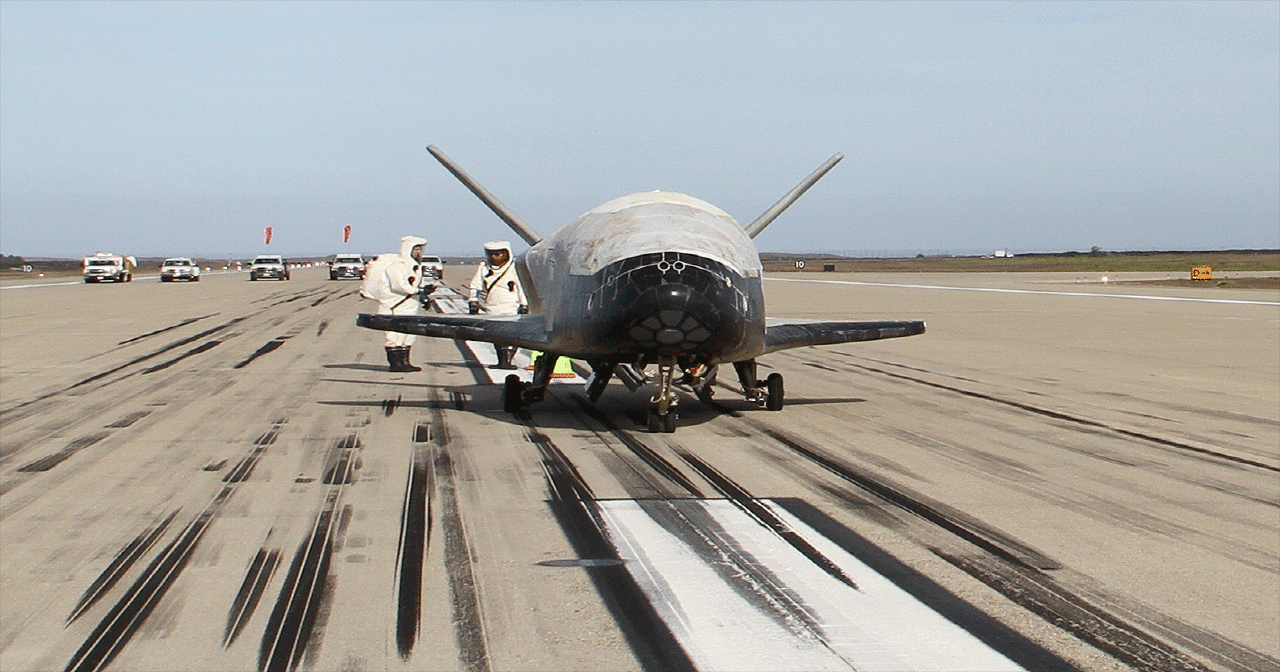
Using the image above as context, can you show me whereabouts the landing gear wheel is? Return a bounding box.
[694,384,714,405]
[648,409,676,433]
[503,374,525,413]
[765,373,784,411]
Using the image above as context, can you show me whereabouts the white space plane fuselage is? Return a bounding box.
[358,146,924,432]
[524,190,766,362]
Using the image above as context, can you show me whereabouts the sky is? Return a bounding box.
[1,0,1277,259]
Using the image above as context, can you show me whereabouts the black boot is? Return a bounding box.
[399,347,422,372]
[386,347,399,372]
[490,345,517,370]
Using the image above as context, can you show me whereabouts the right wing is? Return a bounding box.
[763,320,925,354]
[357,313,551,350]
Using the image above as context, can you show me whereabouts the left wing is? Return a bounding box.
[357,313,551,350]
[763,320,925,354]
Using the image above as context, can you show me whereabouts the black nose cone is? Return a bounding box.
[585,252,755,358]
[627,284,717,351]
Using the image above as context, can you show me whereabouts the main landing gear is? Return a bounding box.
[502,354,783,434]
[503,349,558,413]
[733,359,784,411]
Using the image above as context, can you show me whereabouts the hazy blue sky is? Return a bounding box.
[2,1,1276,259]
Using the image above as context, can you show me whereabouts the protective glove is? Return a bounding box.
[517,305,529,315]
[468,301,480,315]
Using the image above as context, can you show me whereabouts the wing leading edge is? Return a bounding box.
[763,320,926,354]
[359,313,924,358]
[356,313,551,350]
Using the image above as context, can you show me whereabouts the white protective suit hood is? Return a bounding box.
[400,235,427,260]
[483,240,513,270]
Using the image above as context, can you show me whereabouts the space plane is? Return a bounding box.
[357,146,925,432]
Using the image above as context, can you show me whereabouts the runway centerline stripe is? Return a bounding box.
[767,277,1280,306]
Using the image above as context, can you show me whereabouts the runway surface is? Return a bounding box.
[1,267,1276,672]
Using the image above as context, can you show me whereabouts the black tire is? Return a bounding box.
[503,374,524,413]
[193,276,200,281]
[765,373,784,411]
[161,277,170,282]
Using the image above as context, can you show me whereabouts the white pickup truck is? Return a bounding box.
[249,255,290,281]
[82,252,136,283]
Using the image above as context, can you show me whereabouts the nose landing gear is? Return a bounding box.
[648,356,679,433]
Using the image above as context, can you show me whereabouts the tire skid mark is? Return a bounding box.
[63,486,235,672]
[568,396,704,496]
[233,338,289,369]
[62,416,293,670]
[528,430,696,672]
[0,317,246,424]
[755,423,1271,672]
[936,551,1214,672]
[674,448,860,591]
[68,510,181,624]
[264,286,344,310]
[450,391,467,410]
[837,355,1279,473]
[321,435,362,485]
[17,433,110,472]
[257,456,356,672]
[224,419,287,484]
[234,323,310,370]
[115,315,215,346]
[394,437,434,659]
[315,321,329,337]
[103,410,151,428]
[434,447,491,672]
[141,339,223,373]
[763,426,1062,571]
[224,547,282,648]
[78,319,244,386]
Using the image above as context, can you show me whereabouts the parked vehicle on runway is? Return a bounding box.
[249,255,290,281]
[159,257,201,282]
[329,254,365,280]
[82,252,136,283]
[420,254,444,282]
[359,146,925,432]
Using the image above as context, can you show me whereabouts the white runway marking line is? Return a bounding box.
[597,499,1025,672]
[768,276,1280,306]
[430,285,584,385]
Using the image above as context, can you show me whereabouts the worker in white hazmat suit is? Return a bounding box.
[467,240,528,369]
[362,235,428,372]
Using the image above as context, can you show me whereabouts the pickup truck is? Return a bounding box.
[159,257,201,282]
[329,254,365,280]
[82,252,136,283]
[249,255,290,281]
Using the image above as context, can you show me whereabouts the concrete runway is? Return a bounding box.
[1,267,1276,672]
